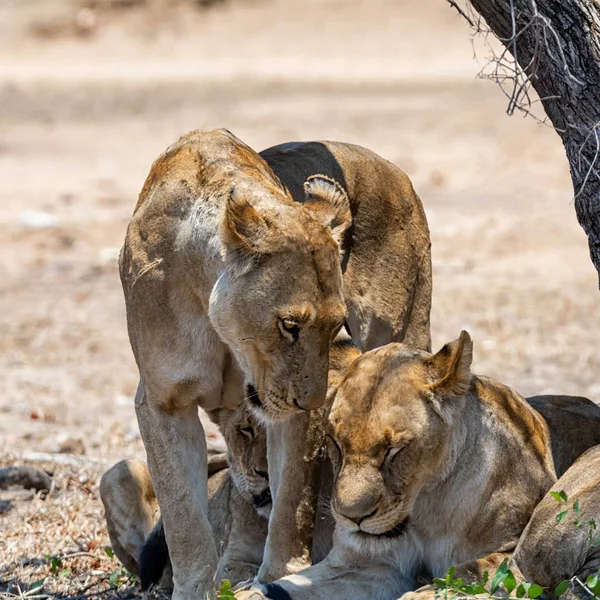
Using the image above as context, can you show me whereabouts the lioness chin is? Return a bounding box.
[237,331,557,600]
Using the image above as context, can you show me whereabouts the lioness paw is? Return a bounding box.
[234,589,267,600]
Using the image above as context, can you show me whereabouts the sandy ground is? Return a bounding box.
[1,0,599,596]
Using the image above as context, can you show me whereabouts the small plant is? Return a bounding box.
[434,493,600,600]
[108,566,137,588]
[551,491,600,599]
[217,579,236,600]
[434,560,543,599]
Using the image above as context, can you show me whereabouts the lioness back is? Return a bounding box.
[527,395,600,477]
[261,140,432,352]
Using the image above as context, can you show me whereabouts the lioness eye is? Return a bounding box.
[331,320,345,339]
[326,435,343,468]
[382,447,402,468]
[240,425,254,439]
[279,318,300,342]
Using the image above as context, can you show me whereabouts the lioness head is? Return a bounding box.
[326,332,473,547]
[209,175,350,420]
[210,404,272,518]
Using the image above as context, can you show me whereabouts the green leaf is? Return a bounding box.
[592,537,600,547]
[555,580,571,596]
[516,583,529,598]
[104,547,115,558]
[59,569,71,578]
[556,510,569,524]
[504,570,516,594]
[586,574,598,589]
[50,557,62,574]
[573,500,580,516]
[433,577,447,590]
[528,584,544,598]
[30,578,46,590]
[218,579,236,600]
[550,490,568,503]
[109,571,119,587]
[482,571,489,586]
[490,559,510,594]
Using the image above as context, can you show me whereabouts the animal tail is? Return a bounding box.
[139,517,170,590]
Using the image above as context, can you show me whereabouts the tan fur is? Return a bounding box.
[119,129,431,597]
[513,444,600,599]
[100,459,159,577]
[238,333,556,600]
[100,404,269,588]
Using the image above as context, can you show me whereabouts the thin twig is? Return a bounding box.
[445,0,476,27]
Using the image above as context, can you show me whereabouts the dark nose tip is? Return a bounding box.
[293,397,309,411]
[342,507,377,526]
[296,393,325,411]
[253,468,268,480]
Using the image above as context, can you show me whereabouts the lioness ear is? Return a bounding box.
[428,331,473,398]
[303,175,352,246]
[220,186,274,261]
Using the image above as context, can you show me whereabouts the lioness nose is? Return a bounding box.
[253,468,268,480]
[293,375,327,411]
[339,506,378,525]
[296,391,326,411]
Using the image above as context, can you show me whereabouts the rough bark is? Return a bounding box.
[461,0,600,284]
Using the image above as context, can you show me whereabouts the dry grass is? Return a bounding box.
[0,454,173,600]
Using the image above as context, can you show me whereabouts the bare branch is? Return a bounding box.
[444,0,476,27]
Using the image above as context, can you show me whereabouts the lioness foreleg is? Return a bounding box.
[258,411,324,583]
[135,383,219,600]
[218,486,268,586]
[237,548,406,600]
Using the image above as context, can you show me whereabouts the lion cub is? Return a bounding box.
[240,332,557,600]
[100,404,269,590]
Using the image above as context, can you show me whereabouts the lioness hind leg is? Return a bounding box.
[135,384,219,600]
[100,459,158,576]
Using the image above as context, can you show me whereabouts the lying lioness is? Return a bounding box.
[238,332,558,600]
[513,444,600,600]
[103,335,600,599]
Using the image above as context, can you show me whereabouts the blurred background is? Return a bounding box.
[1,0,598,462]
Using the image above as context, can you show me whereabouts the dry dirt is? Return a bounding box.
[1,0,599,597]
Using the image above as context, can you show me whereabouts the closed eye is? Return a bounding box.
[331,319,345,339]
[326,435,343,467]
[382,446,403,468]
[239,426,254,439]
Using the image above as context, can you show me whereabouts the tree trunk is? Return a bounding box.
[463,0,600,284]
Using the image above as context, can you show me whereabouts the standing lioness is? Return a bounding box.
[120,129,431,598]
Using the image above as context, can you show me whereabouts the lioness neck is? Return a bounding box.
[413,376,556,570]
